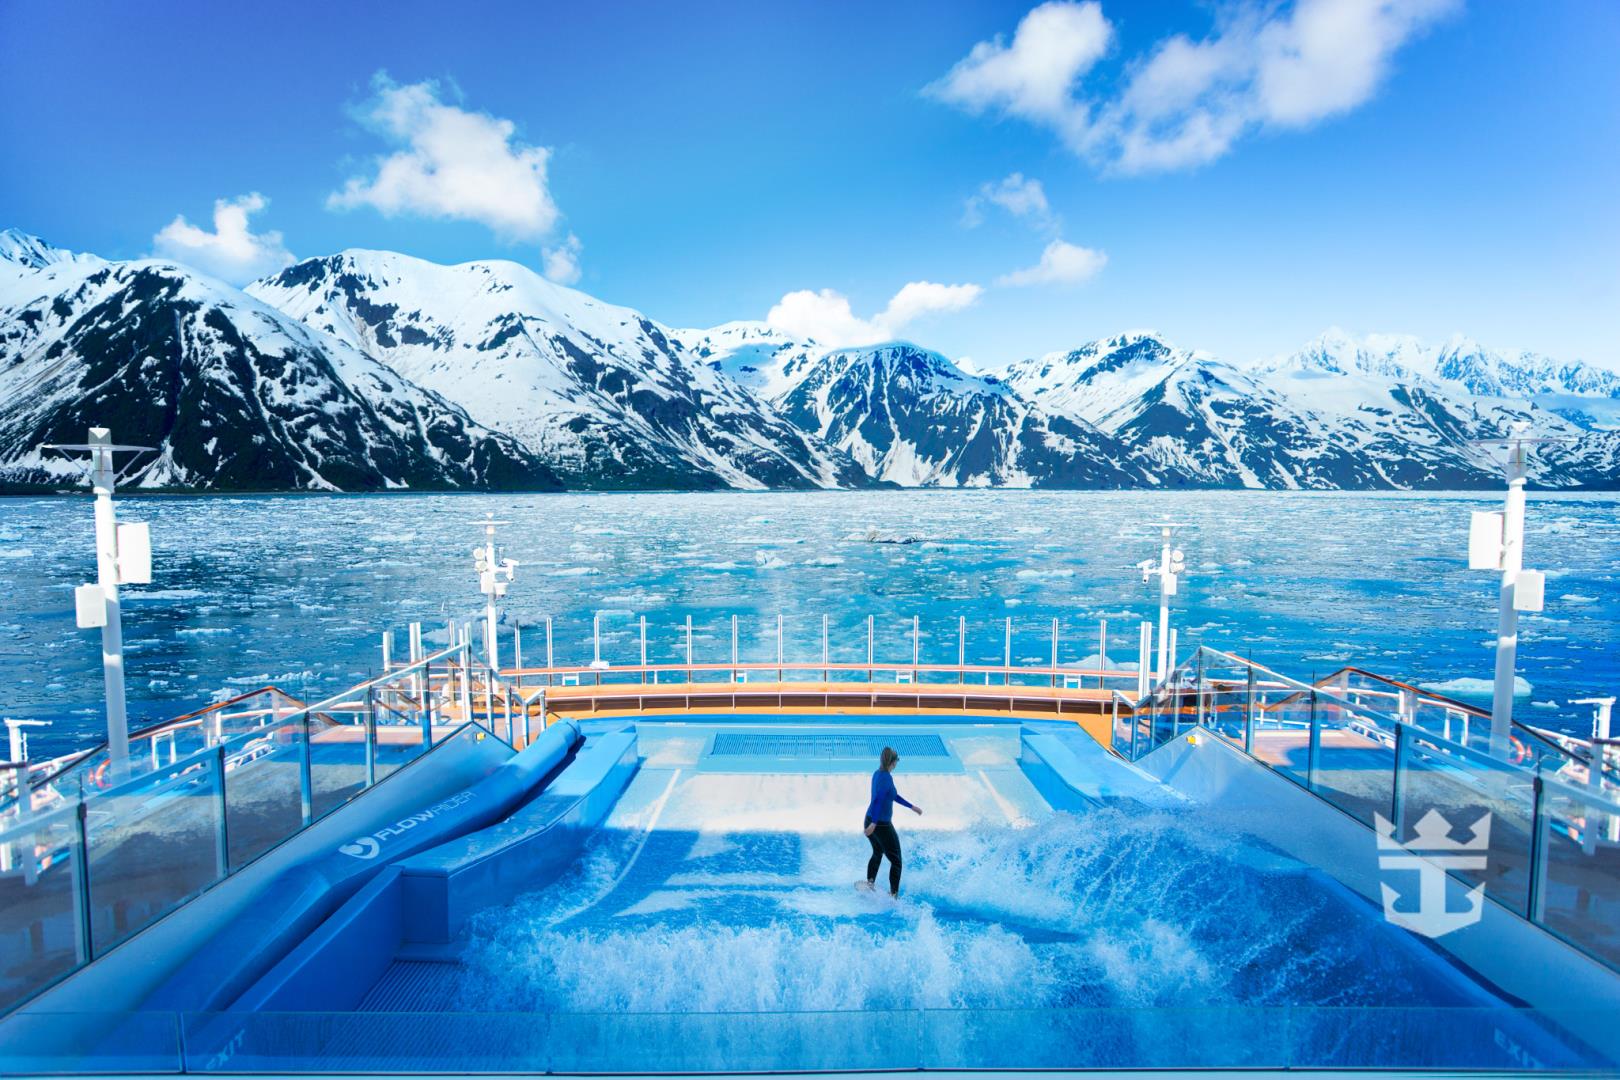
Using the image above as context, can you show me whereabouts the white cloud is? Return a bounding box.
[930,0,1459,174]
[766,280,984,347]
[963,172,1051,228]
[328,75,559,240]
[928,1,1113,122]
[997,239,1107,286]
[151,193,295,285]
[542,233,583,285]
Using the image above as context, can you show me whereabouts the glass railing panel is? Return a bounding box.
[84,759,224,956]
[1,1011,182,1074]
[222,721,306,870]
[370,689,431,781]
[1288,1006,1605,1071]
[1251,688,1313,786]
[923,1006,1284,1070]
[548,1010,920,1073]
[0,808,81,1011]
[179,1011,548,1073]
[307,719,368,821]
[1538,783,1620,969]
[1310,695,1397,827]
[1398,734,1535,916]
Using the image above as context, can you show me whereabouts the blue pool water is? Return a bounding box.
[2,489,1616,761]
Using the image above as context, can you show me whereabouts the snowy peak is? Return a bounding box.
[669,321,825,400]
[776,341,1148,488]
[251,253,871,491]
[0,229,99,273]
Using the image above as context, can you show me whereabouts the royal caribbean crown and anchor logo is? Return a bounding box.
[1373,808,1492,938]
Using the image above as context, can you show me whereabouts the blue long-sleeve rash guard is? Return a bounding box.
[865,768,916,823]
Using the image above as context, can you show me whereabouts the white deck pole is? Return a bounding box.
[545,617,553,671]
[1156,529,1172,683]
[472,515,515,673]
[777,613,784,680]
[867,615,874,681]
[1491,441,1528,756]
[381,630,392,671]
[514,624,523,672]
[85,432,131,774]
[958,616,965,685]
[686,615,694,676]
[1575,697,1617,852]
[731,615,739,674]
[912,615,920,672]
[1137,622,1152,699]
[1004,618,1012,685]
[1098,619,1108,688]
[1050,617,1059,687]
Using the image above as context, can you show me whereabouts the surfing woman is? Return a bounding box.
[862,746,922,896]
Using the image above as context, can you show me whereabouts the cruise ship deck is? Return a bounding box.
[2,622,1618,1077]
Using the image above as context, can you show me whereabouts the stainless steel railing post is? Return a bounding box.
[1527,774,1549,923]
[1195,650,1206,729]
[1244,666,1257,754]
[71,800,93,965]
[299,714,314,825]
[212,744,230,879]
[1390,722,1408,836]
[1306,689,1321,792]
[364,685,378,788]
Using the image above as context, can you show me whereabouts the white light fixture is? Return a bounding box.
[40,428,153,776]
[1142,523,1190,685]
[471,514,517,672]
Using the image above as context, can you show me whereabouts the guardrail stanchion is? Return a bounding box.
[1306,689,1321,792]
[1527,773,1549,924]
[365,684,378,788]
[1244,666,1256,754]
[1195,651,1206,728]
[299,713,314,826]
[213,743,230,879]
[1390,722,1408,836]
[71,800,93,964]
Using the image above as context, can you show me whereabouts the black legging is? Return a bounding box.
[865,816,903,894]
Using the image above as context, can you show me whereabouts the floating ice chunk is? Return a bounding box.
[1426,675,1532,697]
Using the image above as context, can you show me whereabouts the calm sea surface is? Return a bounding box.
[1,490,1615,761]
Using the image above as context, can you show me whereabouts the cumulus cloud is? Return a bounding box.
[151,193,295,284]
[997,239,1107,286]
[542,233,583,285]
[929,0,1459,174]
[962,172,1052,228]
[328,74,559,240]
[766,281,984,347]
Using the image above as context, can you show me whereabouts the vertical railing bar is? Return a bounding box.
[1244,665,1257,755]
[212,743,230,879]
[299,714,314,826]
[365,684,377,788]
[72,800,93,965]
[1527,774,1549,924]
[1306,689,1321,792]
[1390,721,1407,836]
[1196,650,1206,729]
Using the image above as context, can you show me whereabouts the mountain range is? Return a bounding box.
[1,228,1615,492]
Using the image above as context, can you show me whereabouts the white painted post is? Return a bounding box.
[777,613,784,681]
[514,624,523,672]
[731,615,739,678]
[958,616,965,685]
[822,614,829,682]
[593,612,602,667]
[472,514,516,673]
[545,617,554,671]
[1098,619,1108,688]
[867,615,874,682]
[1575,697,1617,852]
[381,630,392,671]
[1137,622,1152,700]
[5,720,46,885]
[640,616,648,684]
[912,615,920,674]
[685,615,694,679]
[1167,628,1178,676]
[1050,617,1059,688]
[1004,618,1012,685]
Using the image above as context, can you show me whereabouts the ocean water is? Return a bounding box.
[0,489,1615,761]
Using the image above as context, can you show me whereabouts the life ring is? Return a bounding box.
[1508,736,1528,766]
[89,760,110,789]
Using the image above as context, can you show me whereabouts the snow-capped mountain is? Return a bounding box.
[249,255,869,491]
[669,321,826,401]
[1002,332,1448,488]
[2,227,1616,492]
[0,233,560,492]
[774,342,1152,487]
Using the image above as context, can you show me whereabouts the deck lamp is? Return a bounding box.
[1467,422,1557,759]
[471,514,517,672]
[40,428,153,777]
[1141,523,1189,685]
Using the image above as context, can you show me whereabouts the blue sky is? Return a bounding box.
[2,0,1616,369]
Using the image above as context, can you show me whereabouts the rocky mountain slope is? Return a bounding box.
[0,232,560,492]
[248,254,869,490]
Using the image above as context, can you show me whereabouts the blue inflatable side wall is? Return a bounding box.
[236,727,638,1013]
[1020,729,1173,810]
[142,720,581,1012]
